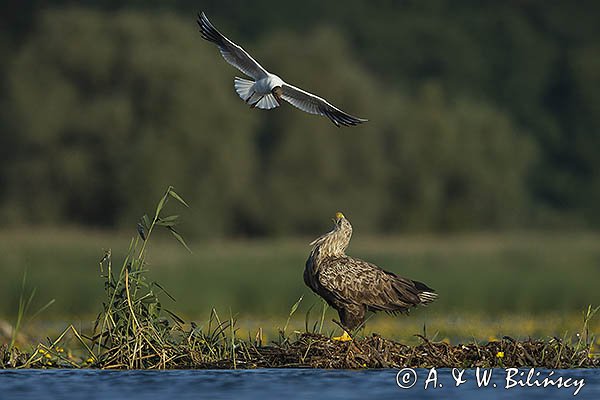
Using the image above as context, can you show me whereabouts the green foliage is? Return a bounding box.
[383,83,536,230]
[92,186,189,367]
[87,186,242,368]
[1,9,259,236]
[0,3,599,234]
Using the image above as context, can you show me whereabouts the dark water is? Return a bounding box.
[0,368,598,400]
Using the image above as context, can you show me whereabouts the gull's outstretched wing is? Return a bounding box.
[280,83,368,127]
[197,12,268,80]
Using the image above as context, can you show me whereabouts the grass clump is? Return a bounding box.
[89,186,191,368]
[86,186,251,369]
[3,186,242,369]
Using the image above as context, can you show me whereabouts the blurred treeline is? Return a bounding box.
[1,1,599,237]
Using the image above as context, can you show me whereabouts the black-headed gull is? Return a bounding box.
[197,12,368,127]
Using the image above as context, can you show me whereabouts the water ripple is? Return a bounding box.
[0,368,597,400]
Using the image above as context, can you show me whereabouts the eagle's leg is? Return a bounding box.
[332,304,365,342]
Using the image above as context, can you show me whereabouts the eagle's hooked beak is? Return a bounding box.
[333,211,345,225]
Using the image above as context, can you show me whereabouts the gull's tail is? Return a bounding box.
[234,77,280,110]
[234,77,255,102]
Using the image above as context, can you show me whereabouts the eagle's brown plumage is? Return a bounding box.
[304,212,437,332]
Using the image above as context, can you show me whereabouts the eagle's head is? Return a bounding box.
[333,211,353,247]
[333,211,352,234]
[309,211,353,256]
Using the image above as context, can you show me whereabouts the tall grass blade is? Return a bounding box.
[282,295,303,339]
[168,227,192,253]
[168,188,189,208]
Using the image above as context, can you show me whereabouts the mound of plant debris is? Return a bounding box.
[4,332,598,370]
[189,333,599,370]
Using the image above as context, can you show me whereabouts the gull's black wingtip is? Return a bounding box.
[196,11,204,24]
[197,11,222,45]
[196,11,205,30]
[196,11,211,30]
[329,113,368,127]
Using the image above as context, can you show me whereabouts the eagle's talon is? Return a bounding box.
[332,331,353,342]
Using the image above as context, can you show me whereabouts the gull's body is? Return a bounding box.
[236,74,285,110]
[197,12,367,127]
[253,75,284,98]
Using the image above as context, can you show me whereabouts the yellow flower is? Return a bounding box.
[38,348,47,355]
[45,353,52,359]
[496,351,504,358]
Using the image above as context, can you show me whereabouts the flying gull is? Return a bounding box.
[197,12,367,127]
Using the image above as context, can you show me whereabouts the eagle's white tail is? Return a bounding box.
[418,291,438,304]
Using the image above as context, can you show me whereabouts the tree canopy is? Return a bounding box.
[1,2,598,236]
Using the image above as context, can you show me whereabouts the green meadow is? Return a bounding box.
[1,229,598,344]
